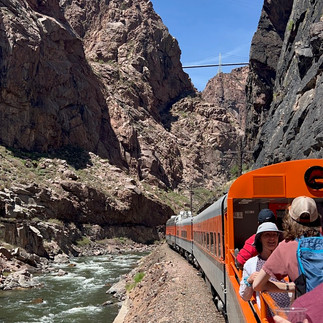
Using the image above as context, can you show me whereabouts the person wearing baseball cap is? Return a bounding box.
[253,196,322,295]
[257,209,277,224]
[288,195,321,228]
[236,209,277,269]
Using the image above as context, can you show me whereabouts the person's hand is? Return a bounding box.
[247,271,259,284]
[273,315,308,323]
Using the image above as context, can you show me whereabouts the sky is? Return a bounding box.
[150,0,263,91]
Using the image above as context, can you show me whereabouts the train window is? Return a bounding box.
[177,230,179,236]
[214,233,217,256]
[218,232,221,257]
[210,232,214,254]
[207,233,210,250]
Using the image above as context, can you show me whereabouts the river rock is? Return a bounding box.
[56,269,68,276]
[31,298,44,304]
[107,278,127,301]
[0,247,13,260]
[2,268,40,290]
[53,254,70,264]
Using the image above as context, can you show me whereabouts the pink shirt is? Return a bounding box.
[290,282,323,323]
[262,240,299,281]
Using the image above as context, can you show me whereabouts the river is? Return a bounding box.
[0,252,146,323]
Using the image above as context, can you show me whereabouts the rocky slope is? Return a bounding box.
[110,242,225,323]
[0,0,247,259]
[245,0,323,166]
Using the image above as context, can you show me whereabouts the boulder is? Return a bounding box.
[2,268,41,290]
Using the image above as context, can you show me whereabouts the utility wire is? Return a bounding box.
[182,62,249,69]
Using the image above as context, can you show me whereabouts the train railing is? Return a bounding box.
[259,292,281,322]
[229,248,281,323]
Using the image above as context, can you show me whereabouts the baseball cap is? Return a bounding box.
[254,222,283,246]
[258,209,276,224]
[289,196,321,227]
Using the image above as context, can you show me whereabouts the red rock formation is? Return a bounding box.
[202,66,249,130]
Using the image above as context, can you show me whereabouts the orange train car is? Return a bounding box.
[166,211,193,260]
[166,159,323,322]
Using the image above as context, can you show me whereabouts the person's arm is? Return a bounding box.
[240,270,258,301]
[253,269,295,293]
[239,258,259,301]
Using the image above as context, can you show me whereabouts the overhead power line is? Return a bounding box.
[182,62,249,69]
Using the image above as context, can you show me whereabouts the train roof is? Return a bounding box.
[228,159,323,201]
[166,211,193,226]
[177,216,193,226]
[193,195,227,224]
[166,215,177,226]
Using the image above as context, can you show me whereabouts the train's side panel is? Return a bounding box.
[193,196,226,303]
[225,276,247,323]
[166,216,177,248]
[176,217,193,254]
[193,244,226,301]
[176,236,193,254]
[166,230,176,248]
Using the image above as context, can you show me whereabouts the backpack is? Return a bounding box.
[295,236,323,298]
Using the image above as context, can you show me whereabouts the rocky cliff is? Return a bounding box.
[202,66,249,130]
[0,0,245,255]
[246,0,323,166]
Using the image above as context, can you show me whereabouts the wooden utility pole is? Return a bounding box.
[189,183,193,215]
[223,137,253,177]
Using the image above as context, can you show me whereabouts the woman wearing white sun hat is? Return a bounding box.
[239,222,290,310]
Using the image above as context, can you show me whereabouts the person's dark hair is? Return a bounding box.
[283,211,321,241]
[255,236,263,253]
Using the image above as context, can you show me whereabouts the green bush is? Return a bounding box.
[287,20,294,31]
[133,272,145,283]
[75,236,91,246]
[126,272,145,292]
